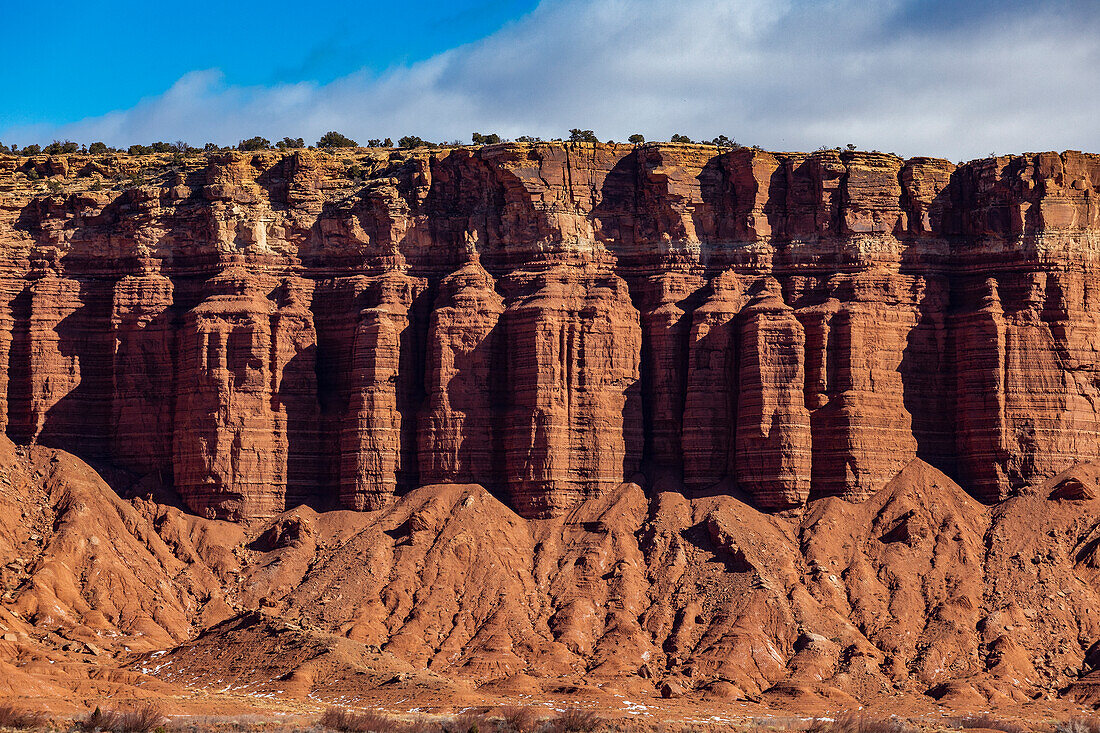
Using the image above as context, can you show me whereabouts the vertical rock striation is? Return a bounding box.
[2,144,1100,519]
[502,265,642,517]
[735,278,811,509]
[420,254,504,487]
[339,270,427,511]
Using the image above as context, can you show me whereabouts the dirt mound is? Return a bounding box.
[1,445,1100,721]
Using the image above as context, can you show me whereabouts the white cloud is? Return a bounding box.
[5,0,1099,160]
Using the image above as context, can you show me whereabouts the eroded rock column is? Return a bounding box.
[682,270,742,488]
[173,267,285,520]
[110,263,175,475]
[805,273,923,500]
[419,257,504,487]
[270,277,322,509]
[503,265,642,517]
[735,279,811,509]
[635,271,705,474]
[340,271,426,511]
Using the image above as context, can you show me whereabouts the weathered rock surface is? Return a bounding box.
[2,144,1100,518]
[419,254,504,489]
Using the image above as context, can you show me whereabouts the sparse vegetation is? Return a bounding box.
[628,134,645,144]
[275,136,305,150]
[0,704,48,729]
[238,136,272,151]
[319,707,407,732]
[317,131,359,149]
[496,707,543,733]
[79,705,165,733]
[25,168,40,180]
[568,129,599,143]
[314,705,597,733]
[670,133,694,144]
[809,713,912,733]
[711,135,740,149]
[1056,719,1100,733]
[20,144,42,156]
[88,141,110,154]
[127,141,176,155]
[515,135,541,143]
[544,708,602,733]
[472,132,502,145]
[398,136,432,149]
[950,715,1027,733]
[43,140,80,154]
[441,711,490,733]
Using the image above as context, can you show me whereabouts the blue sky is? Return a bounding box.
[2,0,537,128]
[4,0,1098,159]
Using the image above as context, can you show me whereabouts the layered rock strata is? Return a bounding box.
[2,144,1100,519]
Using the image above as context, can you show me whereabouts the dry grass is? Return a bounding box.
[495,707,544,733]
[808,713,911,733]
[0,704,48,730]
[79,705,166,733]
[544,708,603,733]
[950,715,1027,733]
[320,707,409,733]
[1056,720,1100,733]
[442,711,491,733]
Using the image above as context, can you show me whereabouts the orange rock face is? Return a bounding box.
[419,255,504,489]
[172,266,320,520]
[501,264,642,516]
[3,144,1100,518]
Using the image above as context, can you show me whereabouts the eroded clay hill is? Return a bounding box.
[3,433,1100,714]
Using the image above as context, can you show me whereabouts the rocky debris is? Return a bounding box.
[1047,462,1100,501]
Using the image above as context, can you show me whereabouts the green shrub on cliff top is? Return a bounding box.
[238,136,272,151]
[317,131,358,148]
[398,135,433,149]
[44,140,79,154]
[276,137,305,149]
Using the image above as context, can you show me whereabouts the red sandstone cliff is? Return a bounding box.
[2,144,1100,519]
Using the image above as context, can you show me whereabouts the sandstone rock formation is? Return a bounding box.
[2,144,1100,519]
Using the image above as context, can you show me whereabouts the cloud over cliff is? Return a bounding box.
[5,0,1099,159]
